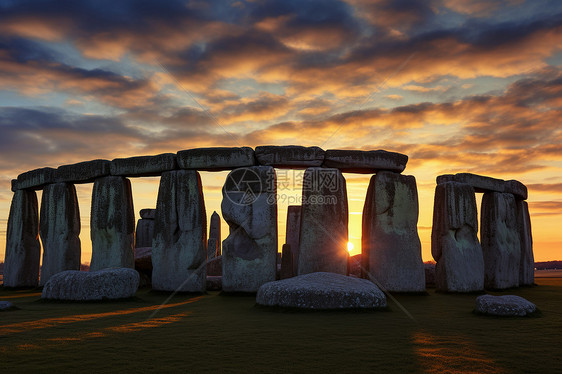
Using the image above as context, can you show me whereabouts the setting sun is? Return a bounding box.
[347,242,354,252]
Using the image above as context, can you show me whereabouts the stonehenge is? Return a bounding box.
[4,147,533,297]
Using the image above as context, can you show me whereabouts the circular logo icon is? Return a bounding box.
[224,168,262,206]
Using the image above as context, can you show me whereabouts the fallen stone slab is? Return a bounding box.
[177,147,255,171]
[255,145,325,168]
[0,301,15,311]
[16,167,56,190]
[110,153,177,177]
[42,268,140,301]
[55,159,110,184]
[139,208,156,219]
[475,295,536,316]
[322,149,407,173]
[256,272,387,309]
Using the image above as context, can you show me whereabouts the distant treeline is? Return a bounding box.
[534,261,562,270]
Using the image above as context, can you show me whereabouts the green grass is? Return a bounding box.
[1,278,561,373]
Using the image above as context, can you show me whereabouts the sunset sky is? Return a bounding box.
[0,0,561,263]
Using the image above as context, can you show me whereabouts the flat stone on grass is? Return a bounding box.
[0,301,16,311]
[42,268,140,301]
[256,272,387,309]
[475,294,536,316]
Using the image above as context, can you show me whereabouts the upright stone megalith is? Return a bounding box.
[517,200,534,286]
[431,182,484,292]
[152,170,207,292]
[285,205,301,275]
[298,167,348,275]
[208,211,221,259]
[362,171,425,292]
[481,192,521,289]
[39,183,81,286]
[135,209,155,248]
[221,166,277,292]
[90,176,135,271]
[4,190,41,287]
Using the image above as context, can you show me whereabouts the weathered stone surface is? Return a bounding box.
[0,301,15,310]
[41,268,140,301]
[256,272,387,309]
[298,168,348,275]
[431,182,485,292]
[16,167,56,190]
[362,171,425,292]
[475,295,536,316]
[135,218,155,248]
[206,276,222,291]
[322,149,407,173]
[152,170,207,292]
[424,263,436,287]
[39,183,81,286]
[348,254,362,278]
[255,145,325,168]
[285,205,301,275]
[517,201,534,286]
[11,179,17,192]
[207,255,222,276]
[221,166,277,292]
[134,247,152,272]
[90,176,135,271]
[208,211,221,258]
[140,208,156,219]
[481,192,521,289]
[280,244,294,279]
[110,153,177,177]
[3,190,41,287]
[177,147,255,171]
[56,159,110,184]
[505,179,528,200]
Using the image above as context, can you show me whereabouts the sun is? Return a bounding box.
[347,242,354,252]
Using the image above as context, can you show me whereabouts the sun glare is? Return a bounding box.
[347,242,354,252]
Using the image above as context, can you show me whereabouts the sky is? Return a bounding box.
[0,0,561,263]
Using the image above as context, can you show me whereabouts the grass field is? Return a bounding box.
[1,278,561,373]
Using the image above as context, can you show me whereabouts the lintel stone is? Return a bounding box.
[16,167,56,190]
[56,159,110,184]
[110,153,177,177]
[177,147,255,171]
[255,145,325,168]
[322,149,407,173]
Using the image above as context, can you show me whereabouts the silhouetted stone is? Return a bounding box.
[280,244,294,279]
[285,205,301,275]
[298,168,348,275]
[139,208,156,219]
[505,180,528,200]
[177,147,255,171]
[134,247,152,272]
[90,176,135,271]
[207,255,222,276]
[110,153,177,177]
[3,190,41,287]
[135,218,154,248]
[208,211,221,258]
[221,166,277,292]
[517,201,534,286]
[255,145,325,168]
[11,179,17,192]
[424,263,436,287]
[56,160,110,184]
[0,301,15,310]
[16,167,56,190]
[362,171,425,292]
[206,276,222,291]
[481,192,521,289]
[41,268,140,301]
[431,182,485,292]
[323,150,407,173]
[39,183,81,286]
[256,272,387,309]
[475,295,536,316]
[152,170,207,292]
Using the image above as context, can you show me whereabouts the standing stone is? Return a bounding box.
[298,168,348,275]
[135,216,155,248]
[221,166,277,292]
[481,192,521,289]
[3,190,41,287]
[431,182,484,292]
[280,244,294,279]
[207,238,220,259]
[90,176,135,271]
[152,170,207,292]
[285,205,302,275]
[208,211,221,258]
[39,183,81,286]
[517,201,534,286]
[362,171,425,292]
